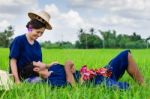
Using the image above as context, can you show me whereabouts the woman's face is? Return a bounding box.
[30,27,45,40]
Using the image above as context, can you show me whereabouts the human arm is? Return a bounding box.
[10,58,20,84]
[33,61,59,69]
[64,60,76,86]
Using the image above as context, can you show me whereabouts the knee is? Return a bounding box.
[64,60,74,70]
[65,60,74,66]
[128,52,132,59]
[65,60,75,73]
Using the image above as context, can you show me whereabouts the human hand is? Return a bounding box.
[15,80,21,85]
[48,61,59,67]
[33,61,46,69]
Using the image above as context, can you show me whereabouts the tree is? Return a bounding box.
[90,28,95,35]
[146,36,150,48]
[76,28,103,49]
[0,26,14,47]
[41,41,74,49]
[130,32,142,41]
[99,30,117,48]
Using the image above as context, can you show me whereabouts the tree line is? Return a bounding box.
[42,28,150,49]
[0,26,150,49]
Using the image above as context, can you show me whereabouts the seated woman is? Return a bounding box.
[21,50,144,89]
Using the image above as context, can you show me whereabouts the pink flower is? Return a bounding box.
[80,65,112,81]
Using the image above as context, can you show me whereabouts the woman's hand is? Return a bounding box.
[33,61,46,69]
[15,80,21,84]
[33,61,58,69]
[10,58,21,85]
[47,61,59,67]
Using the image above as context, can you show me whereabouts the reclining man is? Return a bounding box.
[20,50,144,89]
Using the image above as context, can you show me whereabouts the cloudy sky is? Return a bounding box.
[0,0,150,43]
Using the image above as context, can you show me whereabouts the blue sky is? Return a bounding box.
[0,0,150,43]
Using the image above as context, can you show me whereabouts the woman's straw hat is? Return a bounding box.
[28,11,52,30]
[0,70,13,90]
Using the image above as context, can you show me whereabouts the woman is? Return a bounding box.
[9,11,52,84]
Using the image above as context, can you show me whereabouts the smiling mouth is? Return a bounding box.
[34,36,38,38]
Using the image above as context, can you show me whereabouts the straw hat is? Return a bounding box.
[28,11,52,30]
[0,70,13,90]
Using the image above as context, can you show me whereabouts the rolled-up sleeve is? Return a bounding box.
[9,38,21,60]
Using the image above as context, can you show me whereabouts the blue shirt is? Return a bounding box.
[9,34,42,73]
[47,64,67,87]
[47,64,81,87]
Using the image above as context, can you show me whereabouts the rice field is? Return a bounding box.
[0,48,150,99]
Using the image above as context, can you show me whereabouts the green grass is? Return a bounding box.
[0,48,150,99]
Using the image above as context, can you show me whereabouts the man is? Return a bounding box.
[21,50,144,89]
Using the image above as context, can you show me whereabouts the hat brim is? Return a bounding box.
[28,12,52,30]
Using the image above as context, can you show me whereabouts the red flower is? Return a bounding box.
[80,65,96,80]
[80,65,112,81]
[95,67,112,77]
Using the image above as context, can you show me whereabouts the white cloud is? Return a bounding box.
[45,4,60,17]
[0,0,38,18]
[0,0,39,32]
[40,4,85,42]
[45,4,84,28]
[0,13,16,20]
[41,2,150,42]
[70,0,149,10]
[70,0,150,20]
[60,10,84,28]
[0,0,38,6]
[99,15,137,27]
[0,20,10,31]
[68,0,150,38]
[1,0,149,43]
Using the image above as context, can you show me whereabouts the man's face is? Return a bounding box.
[33,66,48,78]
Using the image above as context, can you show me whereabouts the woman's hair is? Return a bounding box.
[26,19,46,29]
[20,63,39,79]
